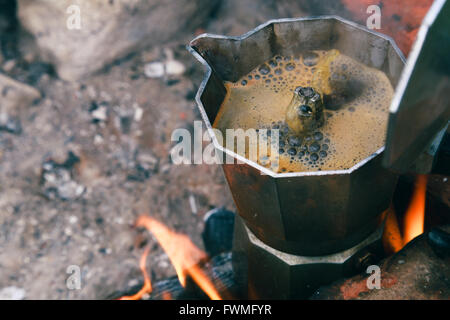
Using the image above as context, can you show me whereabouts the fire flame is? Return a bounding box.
[135,215,222,300]
[403,174,427,245]
[382,206,403,254]
[119,246,152,300]
[383,174,427,253]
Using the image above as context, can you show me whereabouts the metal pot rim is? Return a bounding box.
[187,15,405,178]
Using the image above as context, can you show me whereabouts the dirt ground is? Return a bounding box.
[0,0,308,299]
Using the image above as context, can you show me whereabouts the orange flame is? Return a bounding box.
[382,206,403,254]
[403,174,427,245]
[383,174,428,253]
[119,246,152,300]
[136,215,222,300]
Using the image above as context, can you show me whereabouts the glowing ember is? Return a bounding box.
[119,246,152,300]
[136,215,222,300]
[382,207,403,254]
[403,174,427,245]
[383,174,428,253]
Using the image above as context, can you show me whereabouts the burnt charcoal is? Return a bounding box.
[312,227,450,300]
[105,252,237,300]
[120,115,133,134]
[428,227,450,258]
[166,79,180,86]
[62,151,81,169]
[202,208,234,257]
[151,277,186,300]
[26,62,54,85]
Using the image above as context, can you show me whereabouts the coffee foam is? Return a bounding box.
[213,50,394,173]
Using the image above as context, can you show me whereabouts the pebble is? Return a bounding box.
[0,287,26,300]
[69,215,78,224]
[0,113,22,134]
[90,103,108,122]
[2,59,16,72]
[134,106,143,122]
[144,62,165,78]
[165,59,185,76]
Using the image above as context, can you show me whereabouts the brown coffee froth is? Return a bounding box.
[213,50,393,173]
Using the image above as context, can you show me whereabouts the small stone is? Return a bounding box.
[91,105,108,122]
[68,216,78,224]
[2,59,16,72]
[144,62,165,78]
[0,287,26,300]
[94,135,104,145]
[136,152,158,172]
[134,105,144,122]
[165,59,185,76]
[0,113,22,134]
